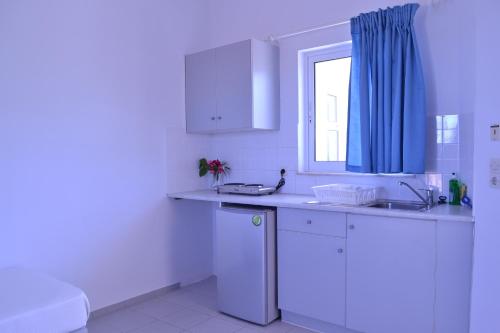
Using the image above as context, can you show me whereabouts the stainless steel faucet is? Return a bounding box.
[398,181,435,210]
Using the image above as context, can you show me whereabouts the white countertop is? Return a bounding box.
[168,190,474,223]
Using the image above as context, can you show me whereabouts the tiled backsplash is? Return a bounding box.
[205,112,473,201]
[427,113,474,197]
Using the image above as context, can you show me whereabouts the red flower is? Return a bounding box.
[200,158,230,181]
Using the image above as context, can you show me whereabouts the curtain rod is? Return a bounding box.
[268,19,350,41]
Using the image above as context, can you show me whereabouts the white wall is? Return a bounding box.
[0,0,489,319]
[0,0,213,310]
[204,0,475,200]
[470,0,500,331]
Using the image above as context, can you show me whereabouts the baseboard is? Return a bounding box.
[282,310,358,333]
[90,282,180,319]
[180,273,215,288]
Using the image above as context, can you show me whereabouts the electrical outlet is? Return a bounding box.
[492,176,499,188]
[491,124,500,141]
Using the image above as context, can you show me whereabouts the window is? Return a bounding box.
[302,42,352,172]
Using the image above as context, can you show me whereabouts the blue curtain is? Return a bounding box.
[346,3,426,174]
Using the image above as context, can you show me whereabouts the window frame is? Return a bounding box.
[302,42,352,173]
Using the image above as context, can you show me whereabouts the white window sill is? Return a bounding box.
[297,171,417,178]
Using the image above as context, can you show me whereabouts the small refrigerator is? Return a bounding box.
[215,204,279,325]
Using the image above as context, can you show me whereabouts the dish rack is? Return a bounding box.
[311,184,379,206]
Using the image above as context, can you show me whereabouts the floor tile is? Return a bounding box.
[194,285,217,297]
[130,297,188,319]
[217,313,253,327]
[187,279,217,299]
[161,290,219,316]
[161,307,213,329]
[187,291,218,309]
[128,320,184,333]
[84,316,123,333]
[287,326,315,333]
[92,308,156,332]
[184,302,220,316]
[188,316,244,333]
[83,277,307,333]
[183,276,217,294]
[236,320,295,333]
[160,290,198,306]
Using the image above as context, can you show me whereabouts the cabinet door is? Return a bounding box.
[215,40,253,130]
[278,230,346,326]
[185,49,217,133]
[346,215,435,333]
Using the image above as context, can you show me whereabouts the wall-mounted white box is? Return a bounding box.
[491,124,500,141]
[185,39,279,134]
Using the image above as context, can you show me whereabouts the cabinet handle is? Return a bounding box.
[337,248,344,254]
[217,116,222,120]
[306,219,312,225]
[211,116,216,120]
[349,224,355,230]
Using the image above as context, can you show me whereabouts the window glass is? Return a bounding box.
[314,57,351,162]
[301,42,352,173]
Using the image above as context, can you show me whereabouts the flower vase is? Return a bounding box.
[211,176,224,190]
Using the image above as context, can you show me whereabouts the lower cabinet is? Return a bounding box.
[277,208,347,328]
[346,214,436,333]
[277,208,473,333]
[278,230,346,326]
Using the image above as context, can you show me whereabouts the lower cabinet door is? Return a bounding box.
[346,214,436,333]
[278,230,346,326]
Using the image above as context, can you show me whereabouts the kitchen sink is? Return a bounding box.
[367,200,429,211]
[303,199,431,211]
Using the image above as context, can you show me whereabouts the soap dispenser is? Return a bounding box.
[448,173,461,206]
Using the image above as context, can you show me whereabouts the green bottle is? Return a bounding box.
[449,173,461,205]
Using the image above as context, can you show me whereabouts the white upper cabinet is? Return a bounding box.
[185,49,217,133]
[346,214,436,333]
[215,41,253,131]
[185,39,279,133]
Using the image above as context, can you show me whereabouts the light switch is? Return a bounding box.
[491,159,500,172]
[491,158,500,188]
[491,124,500,141]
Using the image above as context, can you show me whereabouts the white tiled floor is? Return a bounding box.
[80,277,313,333]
